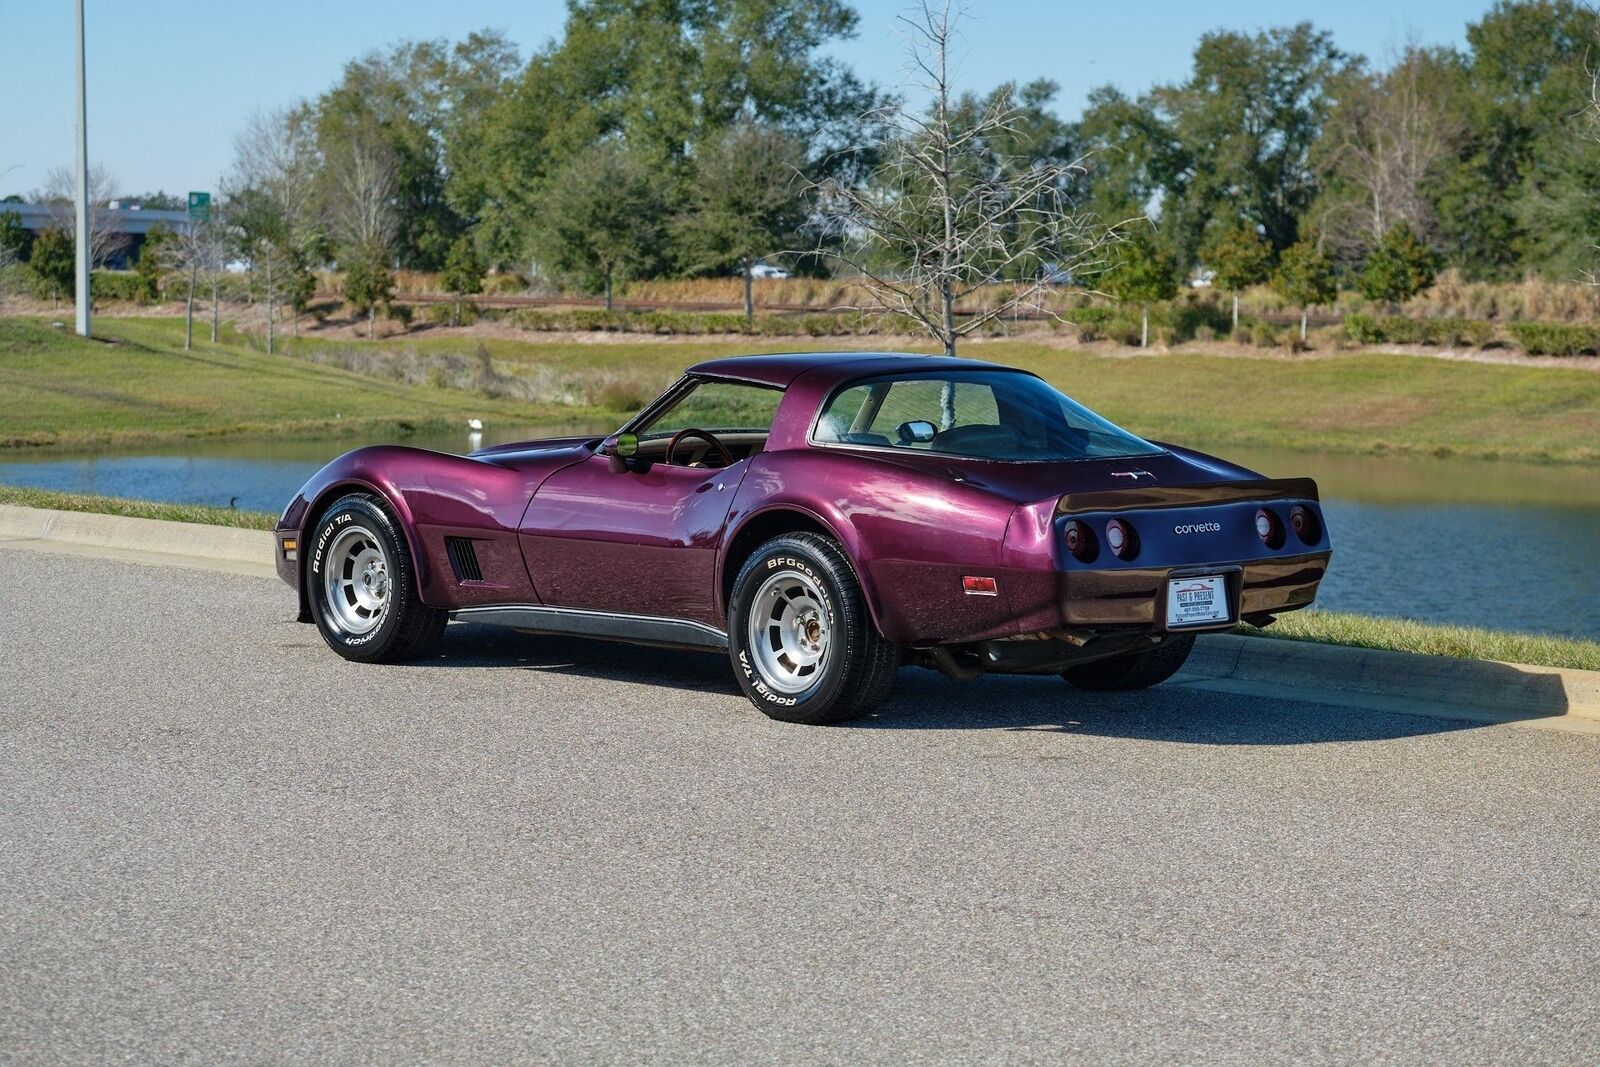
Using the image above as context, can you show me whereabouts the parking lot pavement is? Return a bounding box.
[2,546,1597,1064]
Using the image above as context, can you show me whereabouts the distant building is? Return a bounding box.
[0,200,192,269]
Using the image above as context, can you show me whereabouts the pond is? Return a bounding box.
[1,433,1596,640]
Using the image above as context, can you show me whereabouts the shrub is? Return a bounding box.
[1436,319,1495,348]
[1247,320,1284,347]
[1507,321,1600,357]
[90,271,154,304]
[388,303,414,328]
[1344,313,1382,344]
[1343,314,1496,348]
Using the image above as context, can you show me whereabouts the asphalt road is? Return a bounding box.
[2,548,1597,1065]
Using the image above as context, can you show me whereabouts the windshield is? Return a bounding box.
[813,370,1163,462]
[635,379,783,440]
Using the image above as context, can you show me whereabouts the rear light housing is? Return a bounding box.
[1063,519,1098,562]
[1289,504,1321,545]
[1104,518,1139,560]
[1255,507,1285,549]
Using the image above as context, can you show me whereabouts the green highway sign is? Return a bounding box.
[187,191,211,222]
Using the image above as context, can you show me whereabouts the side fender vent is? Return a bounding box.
[445,537,484,583]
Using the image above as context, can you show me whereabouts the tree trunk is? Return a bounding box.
[1232,292,1240,332]
[210,281,219,342]
[1141,304,1149,348]
[743,261,754,327]
[942,281,956,357]
[184,278,194,351]
[604,271,613,313]
[1300,307,1308,342]
[453,296,461,328]
[368,304,376,340]
[265,260,275,355]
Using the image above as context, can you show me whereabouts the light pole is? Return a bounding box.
[74,0,90,337]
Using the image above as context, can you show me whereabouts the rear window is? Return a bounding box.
[813,371,1163,462]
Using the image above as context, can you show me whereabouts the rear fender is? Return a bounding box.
[724,451,1019,645]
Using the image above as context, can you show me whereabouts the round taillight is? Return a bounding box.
[1105,518,1138,560]
[1064,519,1098,562]
[1255,507,1285,549]
[1290,504,1320,545]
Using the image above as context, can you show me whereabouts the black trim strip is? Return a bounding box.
[451,604,729,651]
[1056,478,1321,514]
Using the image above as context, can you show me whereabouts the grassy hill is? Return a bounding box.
[0,317,617,450]
[2,315,1598,463]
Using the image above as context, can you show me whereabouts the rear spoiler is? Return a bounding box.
[1055,477,1321,515]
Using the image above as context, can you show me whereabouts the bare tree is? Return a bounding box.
[810,1,1123,356]
[1587,30,1600,286]
[1316,45,1461,257]
[41,162,121,267]
[160,220,229,350]
[330,134,398,262]
[328,132,399,337]
[227,108,322,351]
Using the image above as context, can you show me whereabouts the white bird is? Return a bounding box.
[467,418,483,431]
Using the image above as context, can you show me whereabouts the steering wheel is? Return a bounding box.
[665,428,735,468]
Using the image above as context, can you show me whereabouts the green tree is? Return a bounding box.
[29,227,75,305]
[474,0,875,268]
[1202,223,1272,330]
[1273,237,1336,341]
[134,225,174,304]
[1431,1,1593,278]
[1103,229,1179,348]
[1358,222,1439,306]
[676,120,808,324]
[439,236,486,325]
[0,210,33,263]
[343,254,394,339]
[1081,23,1354,268]
[531,141,665,310]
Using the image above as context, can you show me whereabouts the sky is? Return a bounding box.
[1,1,1488,199]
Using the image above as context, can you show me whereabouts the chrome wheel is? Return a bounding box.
[747,568,831,694]
[321,524,391,635]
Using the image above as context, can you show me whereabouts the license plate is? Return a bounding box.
[1166,575,1231,628]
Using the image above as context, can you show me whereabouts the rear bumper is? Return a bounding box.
[1060,550,1330,630]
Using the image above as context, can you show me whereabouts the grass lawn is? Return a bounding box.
[0,317,619,450]
[3,315,1598,463]
[1234,611,1600,673]
[0,485,277,529]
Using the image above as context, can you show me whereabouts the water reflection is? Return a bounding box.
[1224,448,1600,639]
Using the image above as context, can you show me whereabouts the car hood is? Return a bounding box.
[469,435,601,470]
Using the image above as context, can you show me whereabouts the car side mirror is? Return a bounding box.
[898,420,937,445]
[600,432,639,473]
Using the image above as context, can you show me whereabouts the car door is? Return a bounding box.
[518,378,782,626]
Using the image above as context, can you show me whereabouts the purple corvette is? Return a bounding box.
[275,351,1331,724]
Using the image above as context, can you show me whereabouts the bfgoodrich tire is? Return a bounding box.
[1061,633,1195,691]
[727,533,898,725]
[306,493,446,664]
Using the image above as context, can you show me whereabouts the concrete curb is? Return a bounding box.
[0,504,276,578]
[2,503,1597,731]
[1181,634,1600,731]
